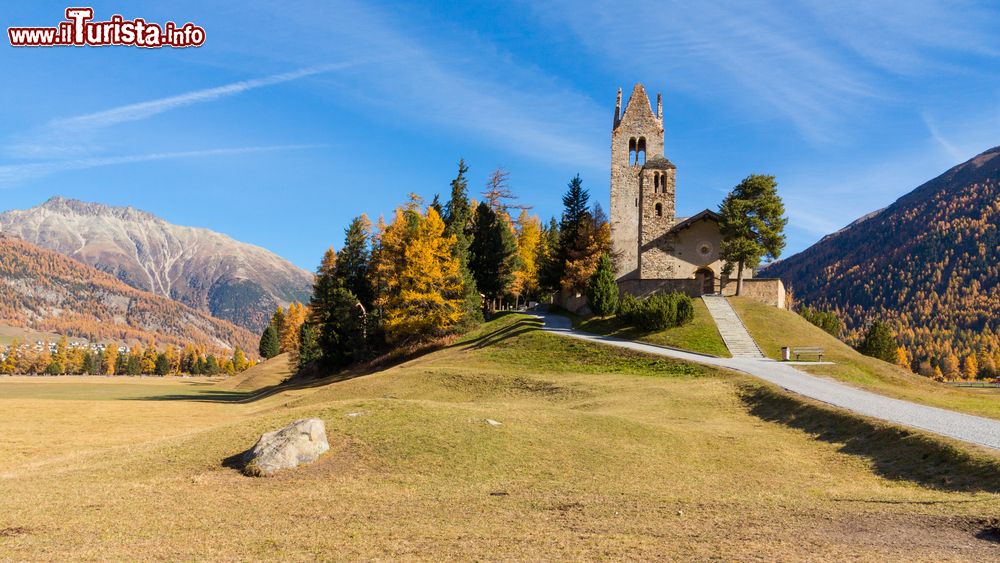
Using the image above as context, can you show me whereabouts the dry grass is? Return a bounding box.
[217,353,295,392]
[1,314,1000,560]
[731,297,1000,421]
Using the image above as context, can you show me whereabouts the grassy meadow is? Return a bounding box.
[565,298,732,357]
[731,297,1000,421]
[1,314,1000,559]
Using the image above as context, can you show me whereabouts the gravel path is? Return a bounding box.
[539,313,1000,451]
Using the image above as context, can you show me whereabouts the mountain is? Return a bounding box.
[0,197,314,332]
[0,234,257,352]
[764,146,1000,373]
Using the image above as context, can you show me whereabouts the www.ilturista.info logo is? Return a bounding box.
[8,7,205,48]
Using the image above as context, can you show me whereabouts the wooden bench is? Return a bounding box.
[792,347,824,361]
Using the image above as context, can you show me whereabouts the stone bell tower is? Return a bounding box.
[610,83,664,279]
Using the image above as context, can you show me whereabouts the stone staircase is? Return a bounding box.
[701,295,764,359]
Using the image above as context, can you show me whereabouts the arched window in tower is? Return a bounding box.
[655,203,663,217]
[654,173,660,193]
[628,138,636,166]
[637,137,646,165]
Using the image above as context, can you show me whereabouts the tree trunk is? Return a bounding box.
[736,260,744,296]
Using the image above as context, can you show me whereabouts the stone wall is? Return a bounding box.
[553,290,591,315]
[618,278,702,298]
[721,278,786,309]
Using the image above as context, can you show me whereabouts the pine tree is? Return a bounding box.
[258,325,280,359]
[536,218,562,294]
[469,202,519,310]
[858,320,897,364]
[297,322,322,369]
[334,215,374,309]
[718,174,787,295]
[270,306,287,353]
[316,287,365,368]
[204,355,221,375]
[155,353,171,376]
[586,254,619,316]
[442,159,483,327]
[555,175,612,293]
[305,247,340,367]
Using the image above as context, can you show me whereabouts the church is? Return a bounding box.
[608,84,785,307]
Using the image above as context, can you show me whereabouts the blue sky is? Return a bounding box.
[1,1,998,271]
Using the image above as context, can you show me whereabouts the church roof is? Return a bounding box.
[668,209,721,233]
[642,155,676,170]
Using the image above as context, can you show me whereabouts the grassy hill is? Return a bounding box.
[566,298,731,357]
[731,297,1000,421]
[1,314,1000,559]
[216,353,295,392]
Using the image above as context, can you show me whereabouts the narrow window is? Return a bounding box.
[637,137,646,165]
[654,173,660,193]
[628,138,636,166]
[655,203,663,217]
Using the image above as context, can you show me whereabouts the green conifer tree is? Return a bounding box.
[469,202,519,311]
[258,325,280,359]
[859,320,897,363]
[586,254,619,316]
[718,174,787,295]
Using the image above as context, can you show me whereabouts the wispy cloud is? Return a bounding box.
[922,111,964,162]
[529,0,1000,143]
[231,0,608,170]
[0,145,326,187]
[6,63,353,159]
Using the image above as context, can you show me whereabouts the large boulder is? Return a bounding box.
[241,418,330,477]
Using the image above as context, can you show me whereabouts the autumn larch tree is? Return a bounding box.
[718,174,787,296]
[511,210,542,305]
[375,205,466,343]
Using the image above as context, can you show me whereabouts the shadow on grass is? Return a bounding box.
[128,313,546,405]
[455,313,541,350]
[740,383,1000,494]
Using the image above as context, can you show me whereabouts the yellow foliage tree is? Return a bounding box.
[376,205,464,343]
[280,302,307,354]
[895,347,911,371]
[511,210,541,304]
[963,355,979,380]
[141,342,158,375]
[102,345,118,376]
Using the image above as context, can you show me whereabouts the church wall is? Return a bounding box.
[721,278,787,309]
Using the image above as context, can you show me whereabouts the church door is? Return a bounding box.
[696,268,715,295]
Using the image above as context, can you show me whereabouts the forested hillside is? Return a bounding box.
[765,147,1000,378]
[0,235,257,352]
[0,197,314,332]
